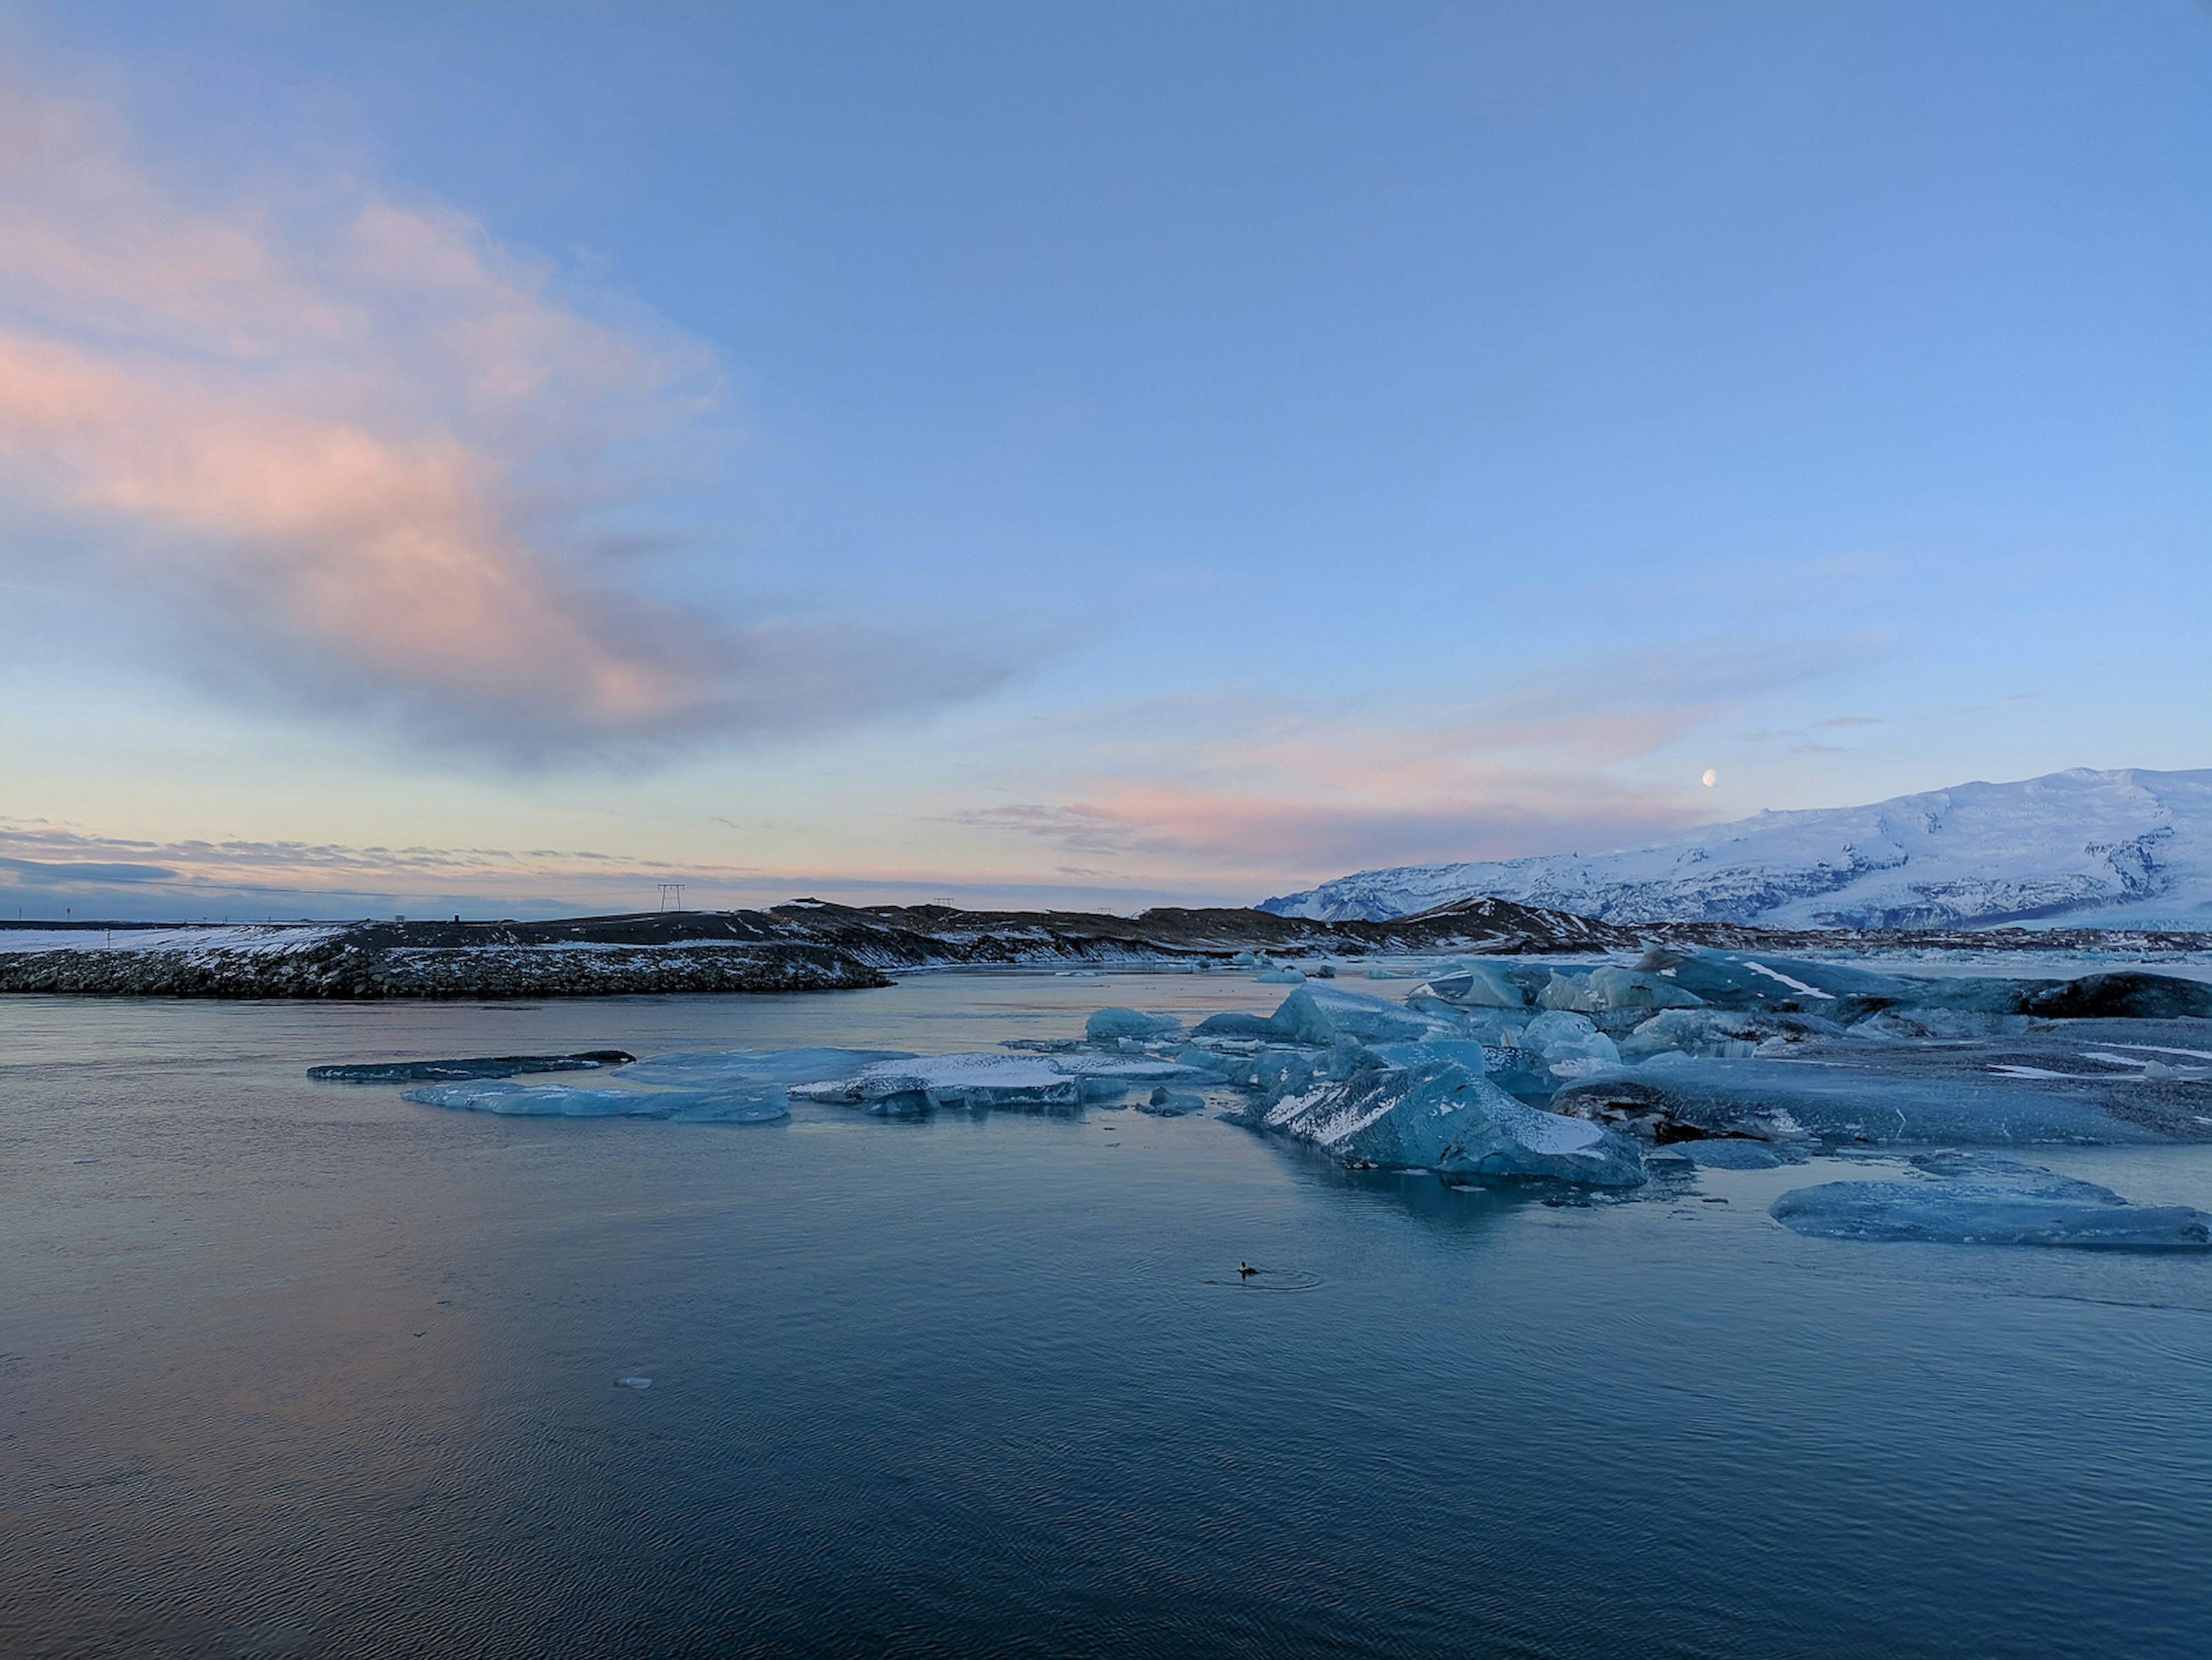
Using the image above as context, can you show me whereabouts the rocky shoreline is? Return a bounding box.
[2,896,2206,1001]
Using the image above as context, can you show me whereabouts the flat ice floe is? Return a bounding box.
[405,1047,915,1122]
[1770,1153,2212,1249]
[404,1079,794,1121]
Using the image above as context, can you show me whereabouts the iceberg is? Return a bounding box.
[1616,1008,1764,1061]
[1515,1011,1622,1075]
[1136,1087,1206,1117]
[789,1051,1216,1113]
[1537,965,1705,1015]
[1657,951,1913,1015]
[1409,961,1539,1010]
[1281,983,1466,1044]
[1246,1058,1644,1185]
[1084,1008,1183,1041]
[1192,985,1462,1048]
[1663,1139,1788,1170]
[1770,1153,2212,1249]
[791,1054,1083,1112]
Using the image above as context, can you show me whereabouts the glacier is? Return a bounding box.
[1259,767,2212,929]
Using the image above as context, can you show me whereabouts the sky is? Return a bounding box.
[1,0,2208,923]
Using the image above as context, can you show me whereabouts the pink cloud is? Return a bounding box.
[0,82,995,756]
[950,652,1866,887]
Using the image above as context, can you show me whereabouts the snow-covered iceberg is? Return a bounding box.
[1770,1153,2212,1249]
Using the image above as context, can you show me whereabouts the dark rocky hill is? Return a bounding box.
[1,898,2204,999]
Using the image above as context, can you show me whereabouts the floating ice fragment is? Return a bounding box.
[1669,1140,1787,1170]
[1137,1087,1206,1117]
[1517,1011,1621,1070]
[612,1048,915,1086]
[1551,1055,2173,1147]
[789,1052,1216,1113]
[1409,961,1537,1009]
[1770,1153,2212,1249]
[404,1079,791,1122]
[1084,1008,1183,1041]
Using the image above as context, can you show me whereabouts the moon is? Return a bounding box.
[1701,768,1718,788]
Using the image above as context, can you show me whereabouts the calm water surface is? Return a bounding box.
[4,972,2211,1659]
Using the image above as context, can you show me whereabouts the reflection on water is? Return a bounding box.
[3,975,2211,1659]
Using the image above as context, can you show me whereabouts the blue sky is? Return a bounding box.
[1,1,2207,921]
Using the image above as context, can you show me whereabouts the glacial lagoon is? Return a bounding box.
[6,964,2211,1659]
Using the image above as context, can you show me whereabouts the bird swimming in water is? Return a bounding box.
[1238,1261,1257,1278]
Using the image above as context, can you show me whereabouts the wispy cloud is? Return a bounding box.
[0,818,762,914]
[0,83,1002,758]
[952,645,1868,885]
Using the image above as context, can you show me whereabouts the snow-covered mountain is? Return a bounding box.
[1259,768,2212,930]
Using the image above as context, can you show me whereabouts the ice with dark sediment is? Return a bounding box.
[312,1050,635,1082]
[1136,1087,1206,1117]
[1770,1153,2212,1249]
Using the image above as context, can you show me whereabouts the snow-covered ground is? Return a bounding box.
[0,924,344,955]
[1262,768,2212,929]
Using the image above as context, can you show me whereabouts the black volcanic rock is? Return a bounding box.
[308,1051,636,1082]
[2020,971,2212,1021]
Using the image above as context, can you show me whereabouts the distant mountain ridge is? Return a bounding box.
[1259,768,2212,930]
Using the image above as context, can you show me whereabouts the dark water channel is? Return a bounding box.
[4,974,2210,1658]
